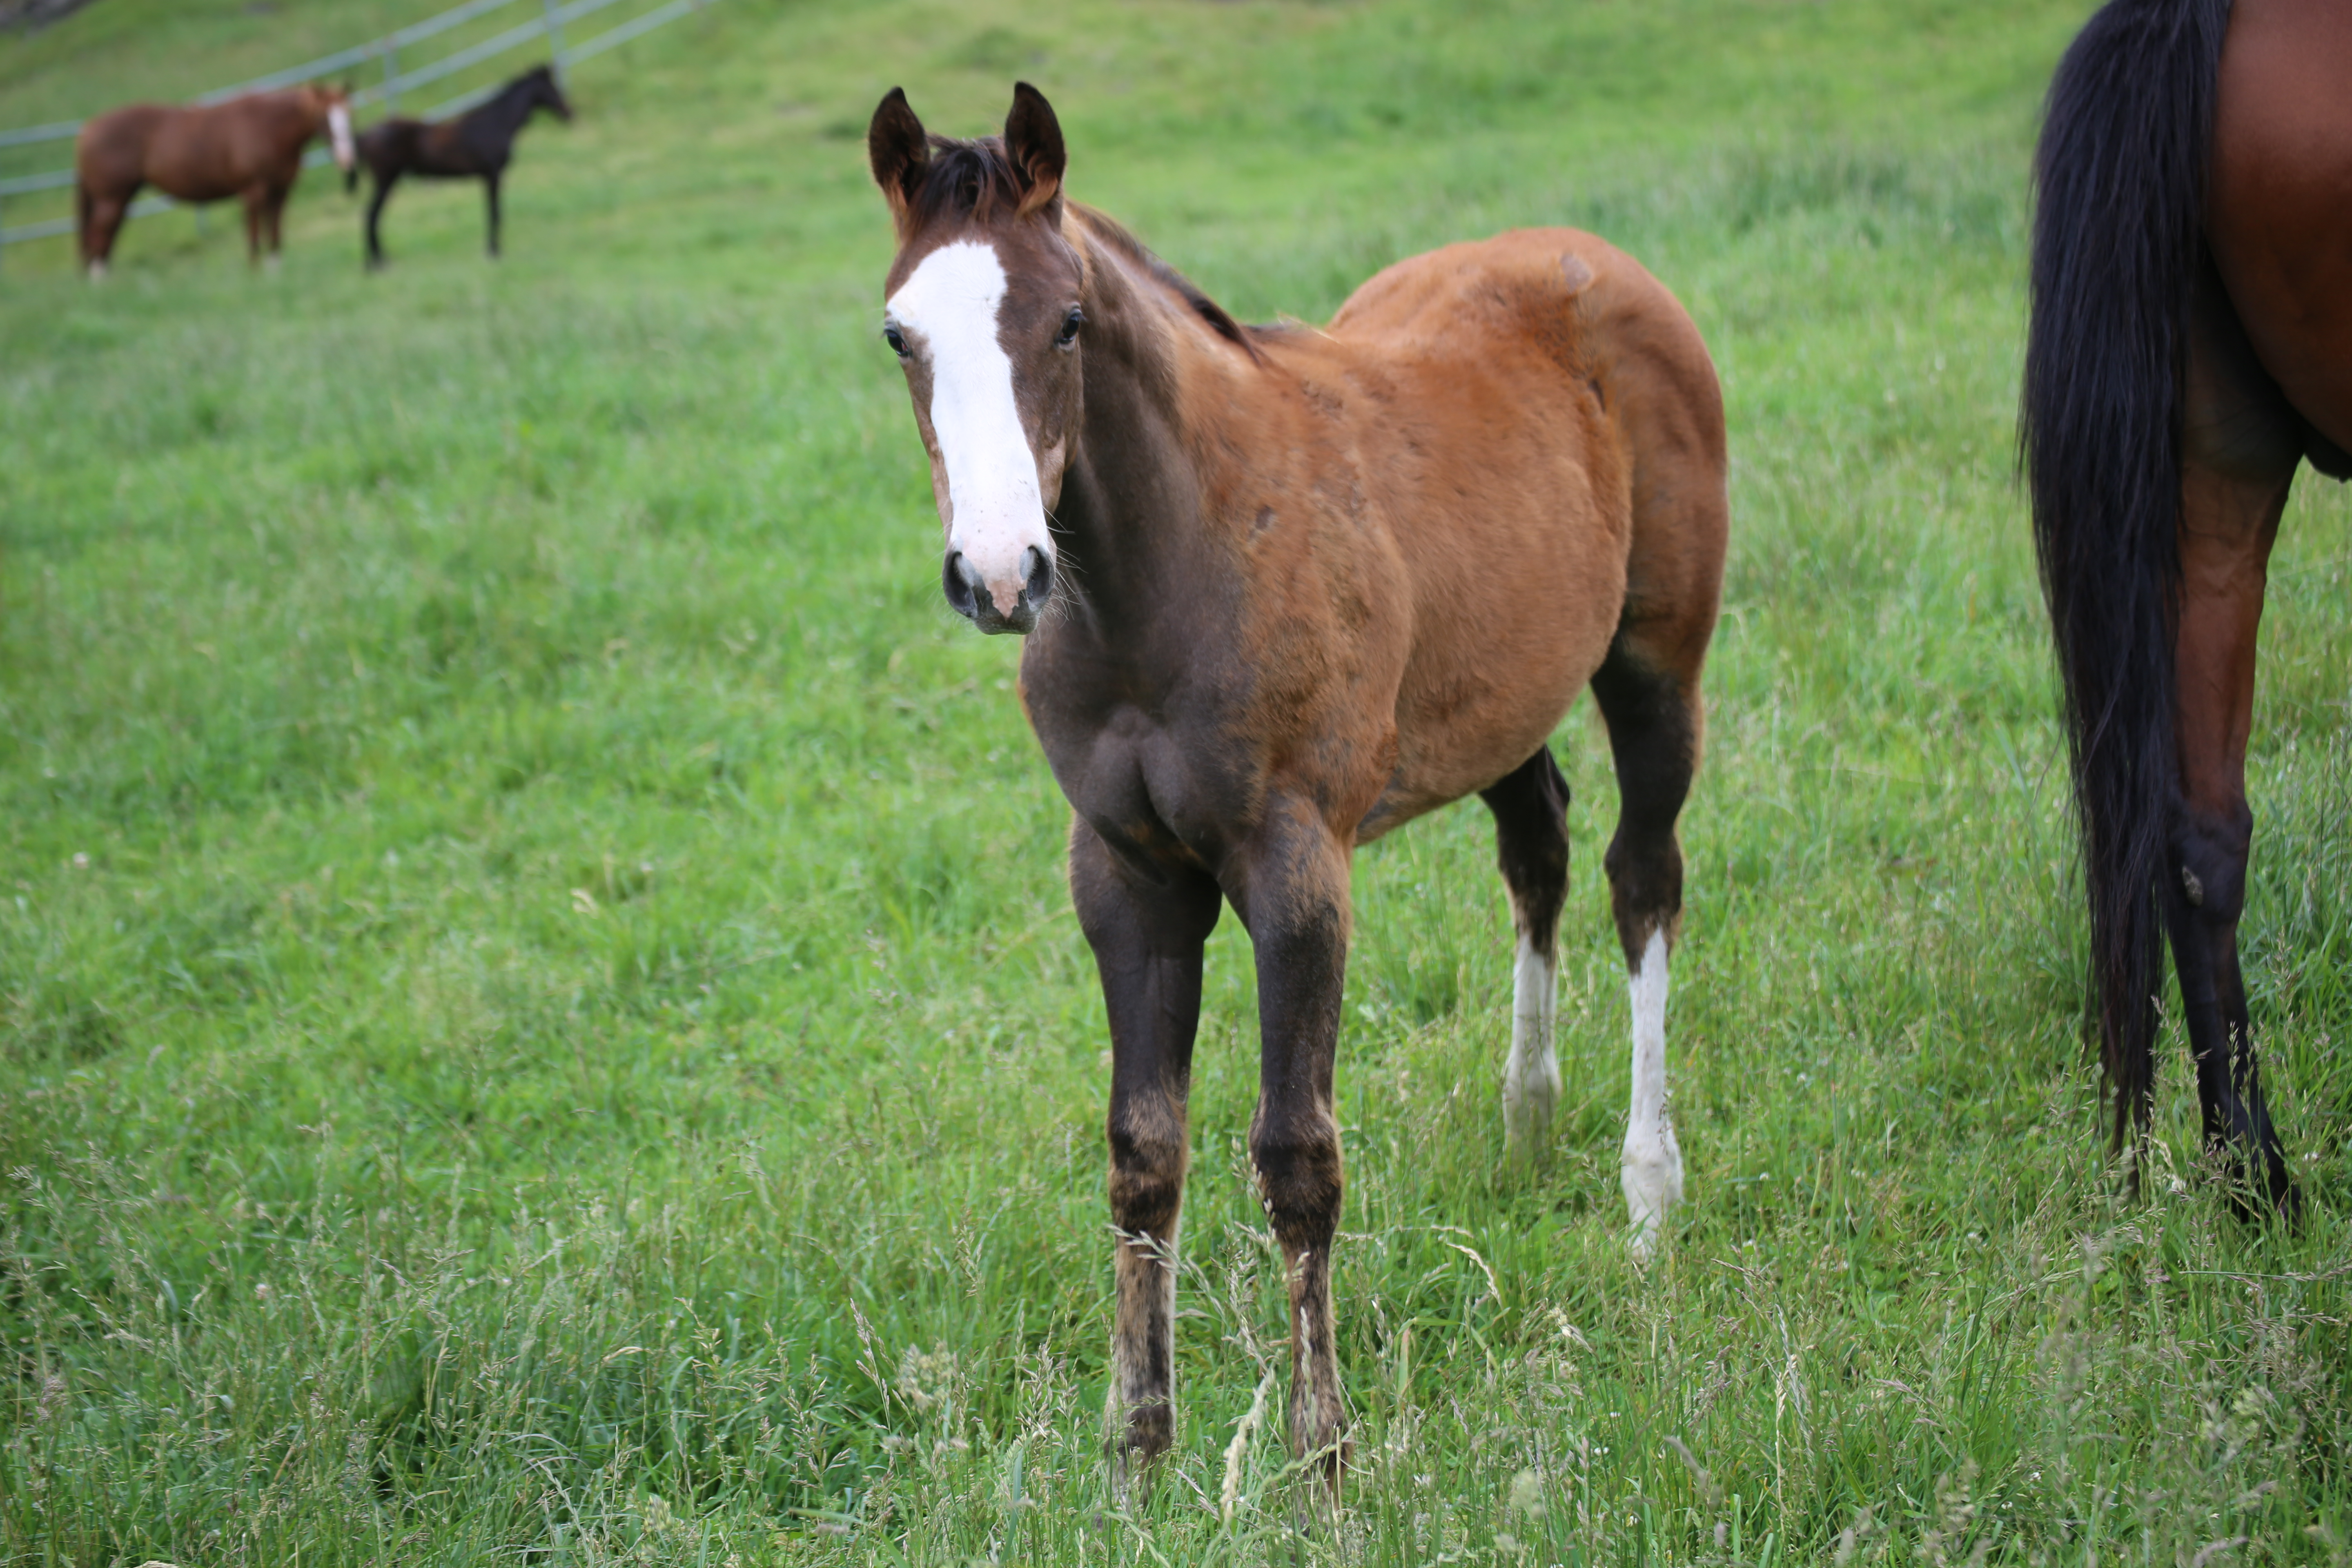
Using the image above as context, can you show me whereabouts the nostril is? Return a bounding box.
[942,552,980,619]
[1020,545,1053,606]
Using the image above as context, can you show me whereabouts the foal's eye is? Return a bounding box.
[883,326,910,360]
[1056,307,1084,347]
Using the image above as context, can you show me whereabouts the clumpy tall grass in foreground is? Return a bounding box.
[3,0,2350,1562]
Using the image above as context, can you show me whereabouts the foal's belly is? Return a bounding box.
[1359,476,1628,839]
[1356,537,1621,841]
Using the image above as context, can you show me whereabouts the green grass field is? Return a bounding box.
[4,0,2350,1562]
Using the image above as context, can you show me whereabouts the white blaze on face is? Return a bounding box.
[1620,929,1684,1258]
[327,102,355,171]
[885,239,1053,614]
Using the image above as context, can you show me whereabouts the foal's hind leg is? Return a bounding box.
[2164,275,2303,1215]
[483,172,503,258]
[1069,820,1220,1479]
[1591,643,1697,1254]
[1581,260,1727,1253]
[1481,746,1571,1157]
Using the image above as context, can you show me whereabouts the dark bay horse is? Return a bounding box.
[869,84,1727,1481]
[2025,0,2352,1217]
[349,64,571,268]
[75,84,353,277]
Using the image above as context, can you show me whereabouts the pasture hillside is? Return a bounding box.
[4,0,2350,1563]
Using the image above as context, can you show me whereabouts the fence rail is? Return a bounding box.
[0,0,713,258]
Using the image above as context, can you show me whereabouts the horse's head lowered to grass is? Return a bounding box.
[867,83,1076,636]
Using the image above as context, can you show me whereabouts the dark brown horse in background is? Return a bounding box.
[869,83,1727,1485]
[348,64,571,268]
[2025,0,2351,1217]
[75,84,353,277]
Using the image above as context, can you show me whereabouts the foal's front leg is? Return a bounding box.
[364,172,399,269]
[483,171,503,258]
[1237,800,1352,1484]
[1070,822,1220,1476]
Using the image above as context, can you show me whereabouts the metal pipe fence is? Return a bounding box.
[0,0,713,260]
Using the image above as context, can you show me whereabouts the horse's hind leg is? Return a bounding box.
[1579,263,1727,1253]
[1070,820,1220,1481]
[483,171,503,258]
[2167,273,2302,1215]
[1590,635,1703,1254]
[1481,746,1570,1157]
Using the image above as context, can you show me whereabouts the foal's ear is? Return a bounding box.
[868,87,930,235]
[1004,81,1065,220]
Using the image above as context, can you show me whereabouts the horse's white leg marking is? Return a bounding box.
[1620,929,1683,1257]
[1502,928,1561,1154]
[883,239,1053,612]
[87,258,109,282]
[327,103,355,172]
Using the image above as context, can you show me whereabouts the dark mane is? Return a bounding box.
[1071,203,1260,359]
[905,135,1260,360]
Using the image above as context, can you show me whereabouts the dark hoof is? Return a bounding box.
[1112,1403,1171,1476]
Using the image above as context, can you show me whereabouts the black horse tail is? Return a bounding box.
[2021,0,2231,1151]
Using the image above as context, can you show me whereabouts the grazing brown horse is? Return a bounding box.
[348,64,572,269]
[869,84,1727,1482]
[2025,0,2352,1217]
[74,84,354,277]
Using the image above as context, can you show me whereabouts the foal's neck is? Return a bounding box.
[1054,218,1252,642]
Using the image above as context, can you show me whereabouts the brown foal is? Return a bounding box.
[75,84,354,277]
[2026,0,2351,1217]
[870,84,1727,1481]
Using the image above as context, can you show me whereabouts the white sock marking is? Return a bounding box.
[1621,929,1683,1257]
[327,103,354,171]
[1502,931,1560,1154]
[884,240,1053,609]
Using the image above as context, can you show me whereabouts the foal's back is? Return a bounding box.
[1257,227,1724,829]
